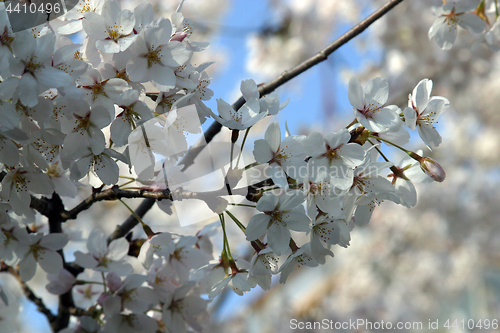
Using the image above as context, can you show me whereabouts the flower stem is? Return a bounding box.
[227,203,257,208]
[75,280,106,285]
[367,139,390,162]
[225,210,246,232]
[219,214,234,262]
[118,199,155,237]
[345,119,358,129]
[101,272,107,293]
[369,135,411,155]
[236,127,251,168]
[244,161,260,170]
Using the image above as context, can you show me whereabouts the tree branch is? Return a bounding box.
[5,266,56,324]
[46,193,75,332]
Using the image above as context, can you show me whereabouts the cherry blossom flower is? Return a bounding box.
[253,122,307,188]
[343,159,400,226]
[73,270,104,309]
[348,77,401,133]
[0,221,29,266]
[249,248,279,290]
[302,177,343,219]
[138,232,175,269]
[102,274,158,315]
[82,0,136,54]
[429,0,486,50]
[52,42,89,80]
[210,267,257,298]
[8,31,72,107]
[74,229,133,276]
[279,243,318,284]
[126,17,192,90]
[211,97,266,130]
[211,79,267,130]
[146,258,178,300]
[60,102,112,160]
[166,236,208,282]
[191,261,227,296]
[0,167,54,216]
[310,216,352,264]
[76,69,129,112]
[69,148,123,186]
[102,313,158,333]
[110,89,153,147]
[304,129,366,189]
[404,79,450,148]
[17,233,69,281]
[388,152,432,208]
[45,161,78,198]
[162,283,208,333]
[246,190,310,256]
[58,0,105,35]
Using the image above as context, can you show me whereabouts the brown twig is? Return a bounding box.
[6,266,56,323]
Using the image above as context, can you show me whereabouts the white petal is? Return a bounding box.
[404,107,418,130]
[429,17,457,50]
[267,224,290,256]
[19,254,37,281]
[253,139,273,163]
[268,163,288,189]
[240,79,259,101]
[364,77,389,105]
[348,77,365,110]
[256,192,279,212]
[264,122,281,152]
[245,214,271,241]
[40,233,68,250]
[35,67,72,88]
[38,249,63,274]
[458,12,486,34]
[18,73,39,107]
[108,238,129,261]
[74,251,98,269]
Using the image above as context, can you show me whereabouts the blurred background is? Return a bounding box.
[3,0,500,332]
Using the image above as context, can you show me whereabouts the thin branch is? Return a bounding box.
[6,267,56,323]
[44,193,74,332]
[255,0,406,98]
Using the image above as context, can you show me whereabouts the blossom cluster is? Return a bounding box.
[0,0,451,332]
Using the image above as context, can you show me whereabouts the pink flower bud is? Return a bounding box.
[420,157,446,182]
[171,32,188,42]
[105,272,123,292]
[97,292,109,306]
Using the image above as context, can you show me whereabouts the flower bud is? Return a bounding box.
[171,32,188,42]
[105,272,123,292]
[420,157,446,182]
